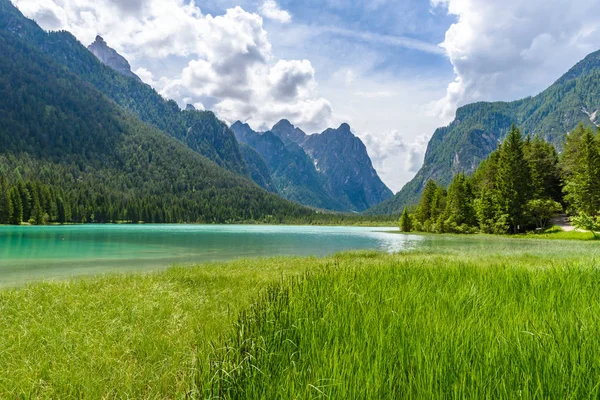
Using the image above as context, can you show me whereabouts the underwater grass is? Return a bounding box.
[0,237,599,398]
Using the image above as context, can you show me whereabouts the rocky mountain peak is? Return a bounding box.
[271,119,307,145]
[88,36,141,82]
[338,123,351,132]
[185,104,196,111]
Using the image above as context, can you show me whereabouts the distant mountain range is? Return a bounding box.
[366,48,600,215]
[232,120,393,212]
[0,0,392,215]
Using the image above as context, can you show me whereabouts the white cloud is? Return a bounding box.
[322,26,445,55]
[432,0,600,121]
[15,0,332,133]
[259,0,292,24]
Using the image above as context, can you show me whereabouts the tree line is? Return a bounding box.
[400,124,600,234]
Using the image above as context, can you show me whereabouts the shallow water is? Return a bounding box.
[1,225,598,286]
[0,225,419,285]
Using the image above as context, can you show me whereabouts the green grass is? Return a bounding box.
[1,238,600,398]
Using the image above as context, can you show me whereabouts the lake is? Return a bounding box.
[2,224,598,287]
[0,225,417,286]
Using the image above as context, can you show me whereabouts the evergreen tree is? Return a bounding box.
[9,187,22,225]
[562,125,600,216]
[475,187,496,233]
[494,125,532,233]
[0,181,13,224]
[416,180,439,225]
[443,173,476,231]
[399,208,412,232]
[524,136,562,202]
[17,181,31,222]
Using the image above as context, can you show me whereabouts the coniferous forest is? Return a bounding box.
[400,124,600,234]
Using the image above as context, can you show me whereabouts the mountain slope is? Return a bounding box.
[299,124,393,211]
[231,122,346,210]
[0,0,249,177]
[270,121,393,212]
[366,50,600,215]
[238,143,277,193]
[0,24,312,223]
[88,35,141,81]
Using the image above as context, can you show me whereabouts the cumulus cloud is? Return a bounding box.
[432,0,600,121]
[259,0,292,24]
[14,0,332,132]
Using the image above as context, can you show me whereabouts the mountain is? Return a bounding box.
[231,122,346,210]
[295,123,393,212]
[234,120,393,212]
[87,35,141,82]
[0,3,313,224]
[270,119,307,146]
[366,49,600,215]
[0,1,249,177]
[238,143,277,193]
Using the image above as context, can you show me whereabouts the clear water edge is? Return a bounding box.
[1,224,599,287]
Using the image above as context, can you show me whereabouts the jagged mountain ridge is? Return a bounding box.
[0,1,249,177]
[231,121,347,211]
[233,120,393,212]
[0,22,313,223]
[366,49,600,215]
[87,35,141,82]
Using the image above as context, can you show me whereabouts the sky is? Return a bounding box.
[12,0,600,192]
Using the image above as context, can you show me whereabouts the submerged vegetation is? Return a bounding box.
[401,124,600,235]
[1,238,600,398]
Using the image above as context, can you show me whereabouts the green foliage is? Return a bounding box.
[1,240,600,397]
[443,172,476,231]
[0,29,316,225]
[409,126,575,235]
[561,124,600,215]
[211,248,600,398]
[571,213,600,237]
[527,199,563,230]
[368,49,600,216]
[495,126,531,233]
[399,207,412,232]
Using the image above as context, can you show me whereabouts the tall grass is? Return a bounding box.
[212,253,600,398]
[1,238,599,398]
[0,256,320,398]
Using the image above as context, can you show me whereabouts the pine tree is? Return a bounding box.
[494,125,532,233]
[524,136,562,202]
[416,180,439,225]
[562,125,600,216]
[475,187,496,233]
[443,172,476,231]
[399,208,412,232]
[0,188,13,225]
[9,187,23,225]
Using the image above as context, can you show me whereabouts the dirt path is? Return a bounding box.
[551,214,576,232]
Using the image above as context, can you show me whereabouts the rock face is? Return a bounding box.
[231,121,345,211]
[88,36,141,82]
[301,123,394,212]
[365,48,600,215]
[232,120,393,212]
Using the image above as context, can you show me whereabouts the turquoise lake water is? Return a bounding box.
[2,224,598,286]
[0,225,418,285]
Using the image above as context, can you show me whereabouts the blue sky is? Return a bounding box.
[12,0,600,191]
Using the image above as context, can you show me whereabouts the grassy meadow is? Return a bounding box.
[1,235,600,398]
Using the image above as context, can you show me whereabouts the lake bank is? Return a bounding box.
[1,242,599,397]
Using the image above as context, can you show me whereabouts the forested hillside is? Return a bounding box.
[0,0,249,176]
[400,124,600,235]
[0,28,313,224]
[367,49,600,215]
